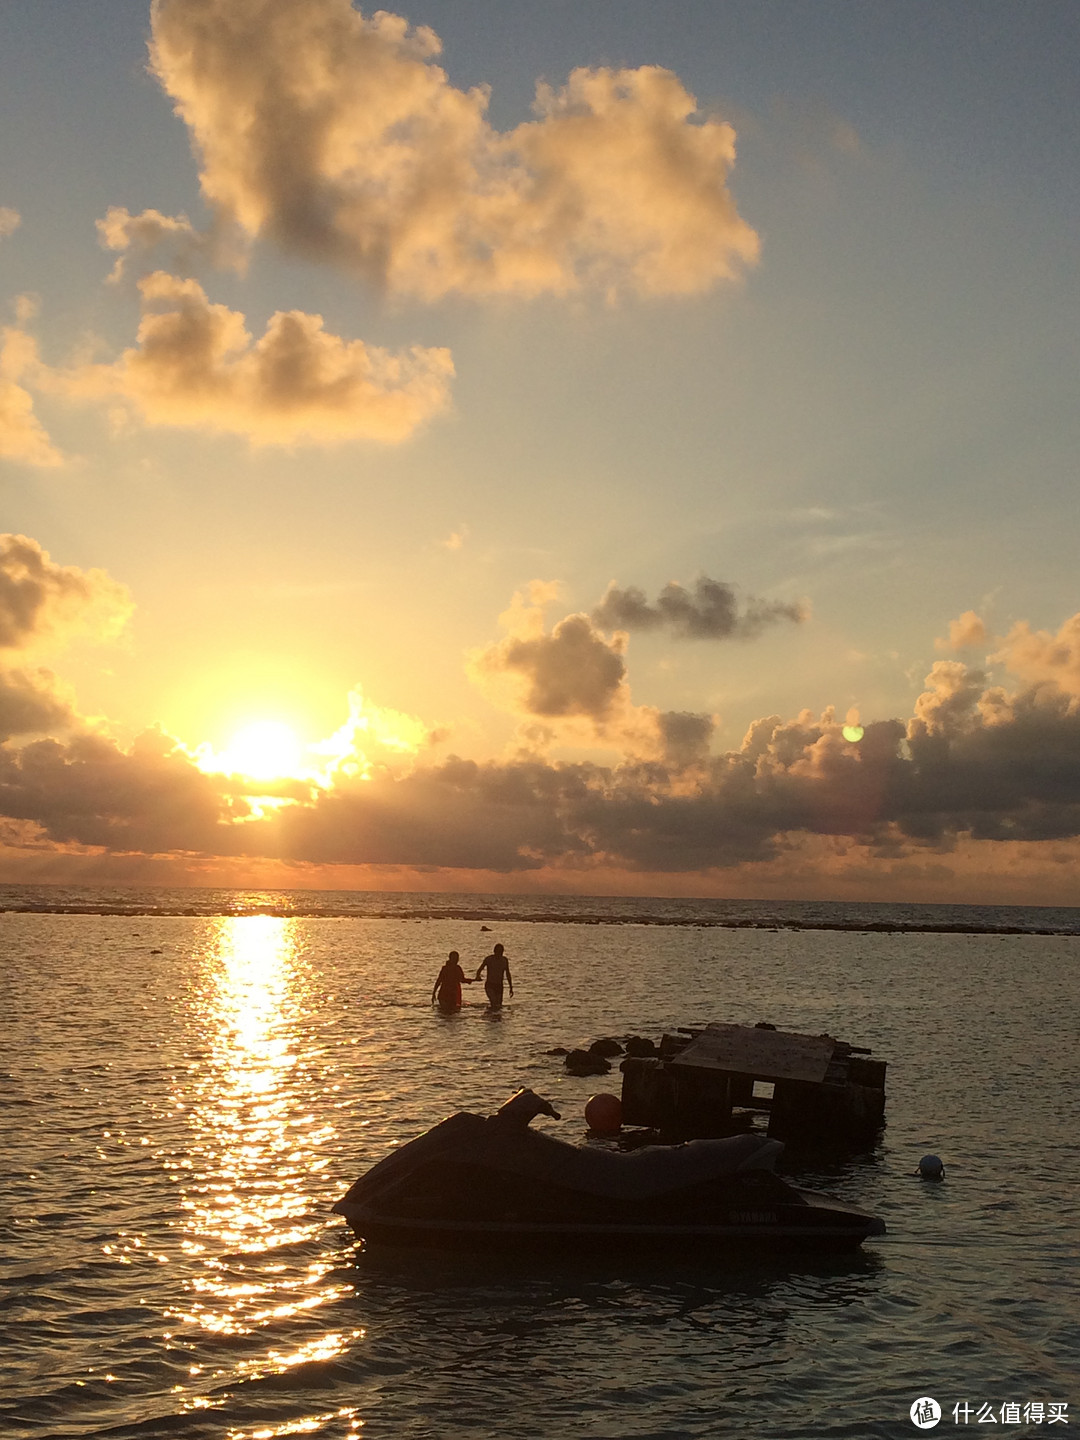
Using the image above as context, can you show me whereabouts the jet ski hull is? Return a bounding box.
[334,1101,886,1254]
[337,1202,886,1253]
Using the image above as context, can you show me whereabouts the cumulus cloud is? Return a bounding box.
[0,667,76,740]
[276,756,586,871]
[0,533,133,653]
[0,535,129,747]
[469,583,719,766]
[908,660,988,740]
[475,611,629,723]
[8,603,1080,880]
[0,729,245,854]
[936,609,988,652]
[991,614,1080,702]
[0,208,21,239]
[148,0,759,300]
[96,206,216,282]
[0,534,130,744]
[656,710,716,768]
[6,668,1080,875]
[459,610,1080,868]
[593,576,807,640]
[60,271,454,445]
[471,583,634,736]
[0,299,62,467]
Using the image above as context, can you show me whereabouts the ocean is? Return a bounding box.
[1,887,1077,1439]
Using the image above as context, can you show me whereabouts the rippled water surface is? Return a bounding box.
[2,899,1078,1438]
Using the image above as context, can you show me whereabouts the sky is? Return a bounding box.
[2,0,1080,904]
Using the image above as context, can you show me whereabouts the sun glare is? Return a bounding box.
[213,721,305,781]
[193,688,428,789]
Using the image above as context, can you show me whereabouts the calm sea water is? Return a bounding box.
[1,888,1078,1439]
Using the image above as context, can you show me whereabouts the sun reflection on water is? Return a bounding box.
[183,916,312,1260]
[168,915,359,1408]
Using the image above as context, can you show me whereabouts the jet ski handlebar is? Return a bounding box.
[491,1088,562,1126]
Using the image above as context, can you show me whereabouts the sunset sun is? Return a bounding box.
[210,720,305,782]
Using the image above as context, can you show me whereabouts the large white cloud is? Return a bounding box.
[149,0,759,300]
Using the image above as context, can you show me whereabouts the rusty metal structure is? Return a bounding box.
[620,1022,887,1152]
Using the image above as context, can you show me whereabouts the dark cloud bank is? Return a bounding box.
[1,537,1077,882]
[4,674,1080,875]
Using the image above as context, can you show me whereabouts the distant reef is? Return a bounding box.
[0,900,1076,935]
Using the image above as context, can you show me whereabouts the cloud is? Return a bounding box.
[8,604,1080,882]
[0,729,244,854]
[469,584,721,766]
[6,667,1080,875]
[593,576,807,640]
[277,756,585,871]
[0,667,76,740]
[60,271,454,445]
[0,533,133,653]
[474,611,629,723]
[656,710,716,768]
[148,0,759,300]
[908,660,988,740]
[0,724,577,871]
[470,583,636,737]
[96,206,216,282]
[0,300,63,467]
[0,534,130,745]
[0,534,130,747]
[0,208,20,239]
[936,609,988,652]
[991,614,1080,703]
[307,684,434,782]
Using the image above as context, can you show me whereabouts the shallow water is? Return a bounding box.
[1,899,1078,1438]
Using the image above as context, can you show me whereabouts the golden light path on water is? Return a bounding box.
[165,916,363,1437]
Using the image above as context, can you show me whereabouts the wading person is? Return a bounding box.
[431,951,472,1013]
[475,943,513,1010]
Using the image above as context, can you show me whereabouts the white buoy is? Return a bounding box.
[917,1154,945,1180]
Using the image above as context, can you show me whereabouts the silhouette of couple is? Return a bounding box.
[431,944,513,1013]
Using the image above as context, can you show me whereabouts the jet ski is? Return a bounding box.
[333,1090,886,1252]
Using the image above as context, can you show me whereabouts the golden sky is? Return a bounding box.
[3,0,1080,903]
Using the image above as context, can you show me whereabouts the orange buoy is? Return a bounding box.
[584,1092,622,1134]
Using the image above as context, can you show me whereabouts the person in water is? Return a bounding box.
[474,943,513,1010]
[431,951,472,1012]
